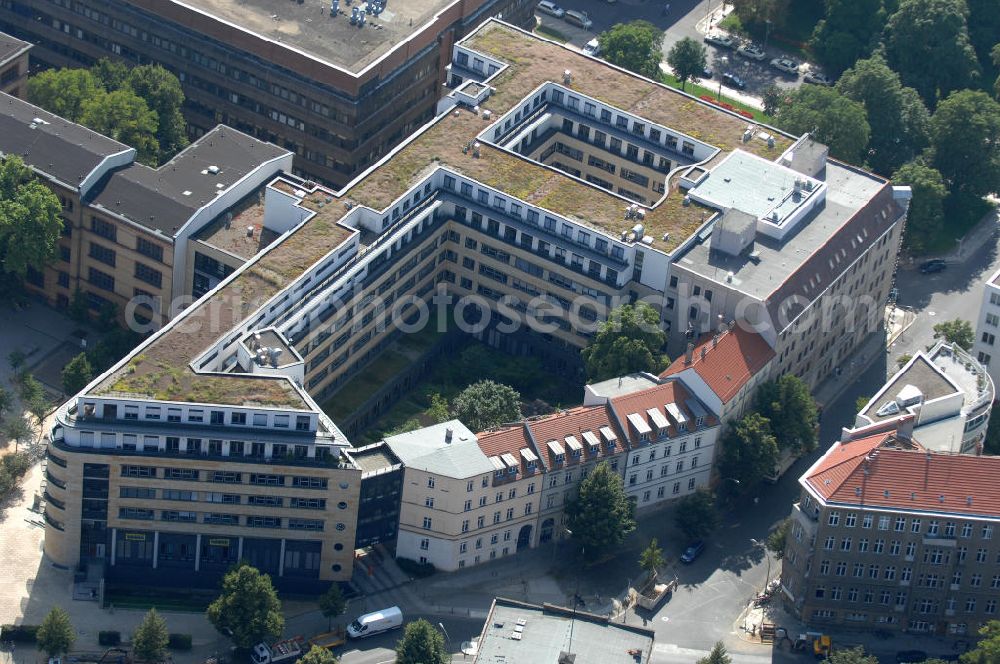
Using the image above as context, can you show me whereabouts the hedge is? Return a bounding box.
[395,557,436,578]
[0,624,39,643]
[168,634,192,650]
[99,631,121,646]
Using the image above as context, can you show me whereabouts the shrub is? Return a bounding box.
[395,557,436,578]
[1,624,39,643]
[99,630,121,646]
[168,633,192,650]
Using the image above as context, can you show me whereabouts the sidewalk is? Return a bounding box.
[812,329,887,409]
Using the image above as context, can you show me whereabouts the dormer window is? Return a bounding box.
[695,416,705,427]
[590,445,600,455]
[555,453,565,463]
[508,466,517,475]
[495,469,505,479]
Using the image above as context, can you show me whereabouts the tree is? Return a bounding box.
[639,538,665,579]
[27,68,101,120]
[37,607,75,657]
[565,461,636,556]
[828,646,879,664]
[855,395,871,413]
[893,160,947,253]
[0,155,64,279]
[667,37,707,90]
[127,65,189,159]
[717,413,780,488]
[754,374,818,453]
[761,84,783,117]
[929,90,1000,200]
[206,563,284,649]
[836,56,931,175]
[62,352,94,396]
[811,0,886,76]
[967,0,1000,72]
[994,43,1000,100]
[933,318,974,350]
[19,374,48,427]
[425,393,450,424]
[319,584,347,631]
[0,385,11,420]
[582,302,667,381]
[451,380,522,432]
[766,518,790,560]
[3,417,32,452]
[600,21,664,79]
[961,619,1000,664]
[132,608,169,662]
[731,0,789,29]
[299,646,339,664]
[896,353,914,369]
[80,89,161,166]
[395,619,448,664]
[776,85,870,164]
[697,641,733,664]
[674,488,719,541]
[884,0,981,106]
[91,58,130,93]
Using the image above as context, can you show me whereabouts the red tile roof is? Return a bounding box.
[609,381,718,446]
[525,404,625,468]
[660,326,774,403]
[805,437,1000,518]
[476,424,539,474]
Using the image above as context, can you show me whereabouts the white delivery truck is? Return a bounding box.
[251,637,305,664]
[346,606,403,639]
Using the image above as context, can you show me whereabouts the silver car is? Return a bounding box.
[536,0,565,18]
[704,33,736,49]
[738,42,766,61]
[769,57,799,75]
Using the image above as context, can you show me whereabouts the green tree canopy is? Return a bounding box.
[933,318,974,349]
[565,461,636,556]
[0,155,64,280]
[62,352,94,395]
[766,518,791,560]
[761,85,783,117]
[884,0,981,106]
[674,488,719,541]
[426,393,450,424]
[961,619,1000,664]
[639,538,665,578]
[718,413,780,488]
[836,55,931,175]
[91,58,130,92]
[451,380,522,432]
[37,607,75,657]
[667,37,707,90]
[811,0,887,76]
[395,619,448,664]
[754,374,818,453]
[697,641,733,664]
[730,0,789,28]
[828,646,879,664]
[132,608,169,662]
[928,89,1000,199]
[299,646,339,664]
[893,160,947,254]
[776,85,871,164]
[319,584,347,631]
[206,563,284,649]
[80,89,161,166]
[582,302,667,381]
[600,21,664,79]
[127,64,189,158]
[3,417,33,453]
[993,44,1000,100]
[27,68,101,121]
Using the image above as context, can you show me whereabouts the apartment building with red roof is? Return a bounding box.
[781,421,1000,637]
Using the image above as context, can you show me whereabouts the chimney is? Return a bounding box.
[712,334,719,348]
[684,343,694,365]
[701,347,707,360]
[445,428,453,444]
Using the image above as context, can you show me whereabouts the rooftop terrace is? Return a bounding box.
[180,0,457,73]
[193,197,281,260]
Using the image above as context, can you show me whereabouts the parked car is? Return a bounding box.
[737,42,766,61]
[701,66,713,79]
[536,0,565,17]
[563,9,592,29]
[680,540,705,563]
[582,38,600,56]
[895,651,928,664]
[347,606,404,639]
[769,57,799,75]
[704,32,736,49]
[720,72,746,89]
[919,259,947,274]
[803,69,832,86]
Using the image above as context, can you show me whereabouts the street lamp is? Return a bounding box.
[437,622,453,656]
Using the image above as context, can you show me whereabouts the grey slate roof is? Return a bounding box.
[0,92,131,191]
[89,125,290,237]
[0,31,30,65]
[383,420,493,478]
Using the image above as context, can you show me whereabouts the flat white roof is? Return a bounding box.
[565,435,583,451]
[665,403,687,426]
[600,426,618,443]
[582,430,601,447]
[627,412,652,435]
[547,440,565,456]
[520,447,538,462]
[646,407,669,430]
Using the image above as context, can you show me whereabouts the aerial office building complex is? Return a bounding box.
[42,20,908,586]
[0,0,534,187]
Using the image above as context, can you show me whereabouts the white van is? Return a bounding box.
[583,38,600,56]
[346,606,403,639]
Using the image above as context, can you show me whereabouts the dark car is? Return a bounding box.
[680,541,705,563]
[895,651,927,664]
[721,72,746,89]
[919,259,947,274]
[701,66,713,79]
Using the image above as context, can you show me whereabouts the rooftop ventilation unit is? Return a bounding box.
[563,69,572,84]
